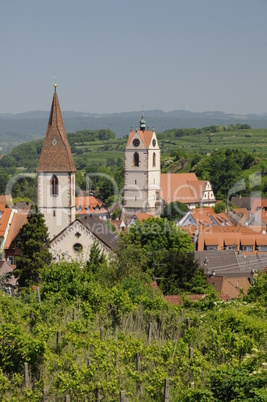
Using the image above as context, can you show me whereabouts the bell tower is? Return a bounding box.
[37,84,76,238]
[123,112,161,217]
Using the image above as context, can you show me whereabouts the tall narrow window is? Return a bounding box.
[51,174,58,196]
[134,152,139,167]
[153,152,156,167]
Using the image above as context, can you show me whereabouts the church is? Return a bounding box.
[37,84,118,261]
[122,114,216,220]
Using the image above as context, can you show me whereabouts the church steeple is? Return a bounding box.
[37,84,76,239]
[37,85,76,173]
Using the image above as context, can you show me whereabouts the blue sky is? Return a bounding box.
[1,0,267,115]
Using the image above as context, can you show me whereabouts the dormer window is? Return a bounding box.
[51,175,58,196]
[134,152,139,167]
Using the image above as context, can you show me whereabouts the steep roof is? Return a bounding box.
[75,196,103,209]
[0,205,12,237]
[78,215,119,250]
[4,212,28,249]
[126,129,155,149]
[37,86,76,173]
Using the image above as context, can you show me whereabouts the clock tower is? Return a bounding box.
[123,113,161,217]
[37,84,76,239]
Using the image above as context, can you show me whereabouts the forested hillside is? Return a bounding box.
[1,125,267,204]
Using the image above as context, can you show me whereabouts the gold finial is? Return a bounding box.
[54,72,57,92]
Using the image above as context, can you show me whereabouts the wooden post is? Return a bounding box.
[190,382,195,389]
[136,352,141,396]
[96,388,101,401]
[100,326,104,341]
[64,395,70,402]
[120,390,125,402]
[180,309,184,319]
[164,378,170,402]
[56,330,61,353]
[42,388,48,401]
[24,362,30,388]
[37,286,41,304]
[186,318,190,329]
[73,308,77,321]
[189,346,193,360]
[147,322,152,345]
[87,357,91,366]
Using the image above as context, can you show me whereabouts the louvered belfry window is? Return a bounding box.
[51,174,59,196]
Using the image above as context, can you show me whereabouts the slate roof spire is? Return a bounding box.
[37,84,76,173]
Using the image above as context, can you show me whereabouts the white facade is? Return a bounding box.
[124,128,161,216]
[50,220,111,262]
[38,172,76,239]
[200,181,216,207]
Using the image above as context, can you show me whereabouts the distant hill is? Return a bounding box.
[1,109,267,152]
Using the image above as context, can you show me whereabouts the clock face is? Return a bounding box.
[133,138,140,147]
[152,139,156,147]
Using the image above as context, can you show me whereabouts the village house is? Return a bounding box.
[160,173,216,209]
[0,204,15,261]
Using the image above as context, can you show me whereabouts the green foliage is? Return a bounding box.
[14,207,52,288]
[1,264,267,401]
[213,201,226,213]
[0,170,9,194]
[161,201,189,221]
[193,148,256,199]
[245,272,267,306]
[156,250,208,294]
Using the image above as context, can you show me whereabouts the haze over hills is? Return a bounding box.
[1,109,267,152]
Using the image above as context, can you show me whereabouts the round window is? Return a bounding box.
[73,243,83,253]
[133,138,140,147]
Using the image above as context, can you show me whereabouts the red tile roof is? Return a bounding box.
[126,130,155,149]
[37,88,76,173]
[135,213,153,221]
[75,196,107,215]
[4,212,28,249]
[0,205,12,237]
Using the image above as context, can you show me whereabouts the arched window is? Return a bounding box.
[134,152,139,167]
[51,174,58,196]
[153,152,156,167]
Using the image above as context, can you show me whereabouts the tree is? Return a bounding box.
[0,170,9,194]
[213,201,226,214]
[245,272,267,306]
[119,218,194,281]
[161,201,189,221]
[156,249,206,294]
[14,206,52,288]
[85,242,106,275]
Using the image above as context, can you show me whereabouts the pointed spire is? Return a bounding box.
[37,85,76,173]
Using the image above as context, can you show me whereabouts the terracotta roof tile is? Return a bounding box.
[135,213,153,221]
[4,212,28,249]
[126,130,154,149]
[37,89,76,173]
[160,173,200,204]
[0,205,12,237]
